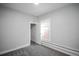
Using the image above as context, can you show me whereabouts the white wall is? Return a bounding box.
[38,4,79,53]
[0,6,36,53]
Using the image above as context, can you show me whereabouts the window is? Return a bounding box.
[40,19,51,42]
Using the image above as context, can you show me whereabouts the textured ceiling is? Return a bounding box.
[2,3,70,17]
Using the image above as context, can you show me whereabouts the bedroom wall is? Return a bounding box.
[38,4,79,53]
[0,6,36,53]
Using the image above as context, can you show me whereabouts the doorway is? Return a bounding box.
[30,24,36,44]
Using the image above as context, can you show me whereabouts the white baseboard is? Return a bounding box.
[41,41,79,56]
[0,44,30,55]
[32,40,41,45]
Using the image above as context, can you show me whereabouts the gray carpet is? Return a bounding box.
[1,41,69,56]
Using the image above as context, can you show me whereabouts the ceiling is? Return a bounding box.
[2,3,70,17]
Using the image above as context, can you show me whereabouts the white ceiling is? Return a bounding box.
[2,3,70,17]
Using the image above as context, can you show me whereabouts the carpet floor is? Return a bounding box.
[1,41,69,56]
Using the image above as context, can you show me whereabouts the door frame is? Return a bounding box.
[29,22,38,44]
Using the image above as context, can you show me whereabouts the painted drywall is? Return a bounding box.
[38,4,79,51]
[0,6,36,53]
[35,22,41,44]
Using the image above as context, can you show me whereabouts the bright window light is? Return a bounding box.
[34,2,39,5]
[40,20,51,42]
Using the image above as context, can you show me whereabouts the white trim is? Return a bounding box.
[0,44,30,55]
[41,41,79,56]
[29,22,38,24]
[32,40,41,45]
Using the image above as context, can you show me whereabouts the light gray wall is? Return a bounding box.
[35,23,41,44]
[39,4,79,51]
[0,6,36,53]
